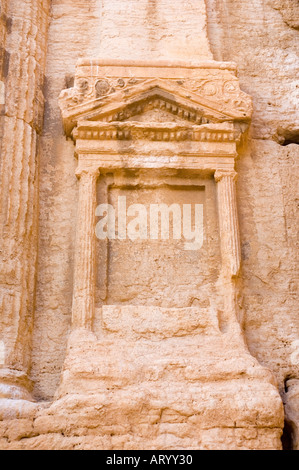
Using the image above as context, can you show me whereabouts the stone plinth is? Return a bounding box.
[49,305,283,450]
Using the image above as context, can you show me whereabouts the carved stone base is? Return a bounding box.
[0,368,34,401]
[0,306,283,449]
[46,306,283,450]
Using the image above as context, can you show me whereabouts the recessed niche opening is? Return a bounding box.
[95,171,221,315]
[282,375,297,450]
[278,130,299,146]
[282,418,296,450]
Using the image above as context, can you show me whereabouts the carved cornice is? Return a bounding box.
[73,122,239,144]
[76,58,238,70]
[60,76,251,115]
[59,61,253,138]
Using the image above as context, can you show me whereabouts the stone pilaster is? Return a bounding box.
[214,169,241,278]
[214,169,242,332]
[0,0,50,400]
[72,168,100,329]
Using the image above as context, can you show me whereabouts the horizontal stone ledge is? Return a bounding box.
[75,148,237,159]
[75,132,237,143]
[73,122,238,144]
[75,157,237,172]
[52,384,283,430]
[77,58,238,72]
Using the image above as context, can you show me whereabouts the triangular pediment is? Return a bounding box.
[89,89,213,126]
[60,78,252,136]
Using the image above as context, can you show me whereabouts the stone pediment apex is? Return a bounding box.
[59,60,252,136]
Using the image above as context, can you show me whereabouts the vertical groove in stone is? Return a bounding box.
[0,0,50,389]
[0,0,7,81]
[0,0,8,165]
[5,1,49,131]
[72,169,100,329]
[0,120,39,372]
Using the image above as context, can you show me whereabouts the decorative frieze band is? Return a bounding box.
[74,124,238,143]
[61,73,252,124]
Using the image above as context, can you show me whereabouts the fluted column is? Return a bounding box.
[214,169,243,332]
[0,0,8,142]
[0,0,7,82]
[0,0,50,400]
[215,169,241,278]
[72,167,100,329]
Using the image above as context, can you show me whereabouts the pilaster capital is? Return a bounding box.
[75,167,100,180]
[214,169,238,183]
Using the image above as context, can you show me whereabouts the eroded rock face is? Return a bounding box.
[272,0,299,30]
[0,0,298,450]
[206,0,299,142]
[0,320,284,450]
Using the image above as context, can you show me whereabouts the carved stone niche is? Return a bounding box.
[58,60,284,450]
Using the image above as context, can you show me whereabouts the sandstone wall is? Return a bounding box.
[206,0,299,141]
[0,0,298,450]
[205,0,299,445]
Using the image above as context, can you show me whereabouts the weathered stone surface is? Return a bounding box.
[0,319,284,449]
[206,0,299,141]
[237,140,299,390]
[84,0,213,62]
[0,0,298,451]
[272,0,299,30]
